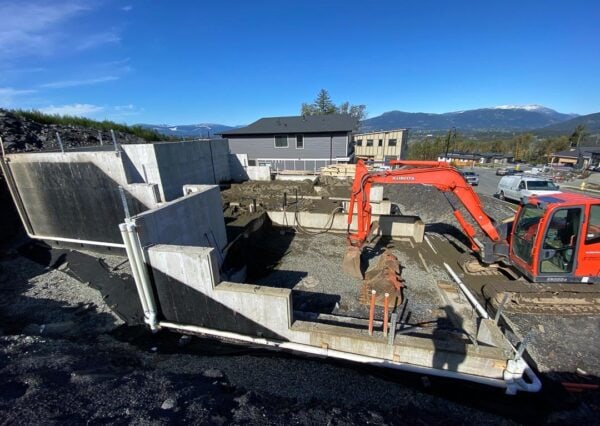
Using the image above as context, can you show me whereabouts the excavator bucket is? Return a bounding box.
[342,245,363,279]
[359,249,404,306]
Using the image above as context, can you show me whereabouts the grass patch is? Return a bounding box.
[12,109,175,142]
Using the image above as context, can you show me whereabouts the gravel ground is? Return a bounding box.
[1,177,599,423]
[0,254,562,424]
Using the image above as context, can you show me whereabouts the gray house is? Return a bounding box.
[220,114,358,172]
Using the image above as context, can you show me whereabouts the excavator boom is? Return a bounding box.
[343,160,600,315]
[346,160,501,251]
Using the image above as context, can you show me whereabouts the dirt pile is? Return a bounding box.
[0,109,147,153]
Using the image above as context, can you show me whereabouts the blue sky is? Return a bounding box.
[1,0,598,125]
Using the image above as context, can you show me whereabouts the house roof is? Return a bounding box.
[218,114,357,136]
[438,152,481,160]
[552,146,600,159]
[479,152,513,159]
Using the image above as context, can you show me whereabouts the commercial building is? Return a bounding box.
[353,129,408,162]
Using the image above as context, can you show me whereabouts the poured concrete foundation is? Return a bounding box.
[267,210,425,242]
[2,139,230,247]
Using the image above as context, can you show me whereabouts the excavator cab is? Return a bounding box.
[509,194,600,283]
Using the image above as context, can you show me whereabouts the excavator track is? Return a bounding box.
[481,280,600,315]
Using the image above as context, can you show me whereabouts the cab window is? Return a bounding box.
[586,205,600,244]
[540,207,582,273]
[512,205,544,264]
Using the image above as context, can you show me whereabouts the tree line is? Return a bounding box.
[406,124,595,163]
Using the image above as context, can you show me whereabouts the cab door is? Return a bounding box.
[578,204,600,280]
[510,204,545,277]
[537,207,584,277]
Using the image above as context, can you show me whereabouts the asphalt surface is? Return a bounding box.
[467,166,600,201]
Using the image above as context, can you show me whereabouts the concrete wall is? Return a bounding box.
[267,211,425,242]
[146,244,295,339]
[246,166,271,181]
[229,154,271,181]
[227,133,350,171]
[123,139,231,202]
[131,185,227,252]
[5,150,159,244]
[229,153,248,182]
[143,243,510,381]
[4,140,231,247]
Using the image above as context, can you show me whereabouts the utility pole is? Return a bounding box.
[444,127,456,159]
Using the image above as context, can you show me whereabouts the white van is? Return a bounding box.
[497,176,561,203]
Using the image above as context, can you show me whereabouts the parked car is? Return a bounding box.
[496,167,521,176]
[461,170,479,185]
[497,176,561,203]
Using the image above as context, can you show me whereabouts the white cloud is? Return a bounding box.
[115,104,135,111]
[40,76,119,89]
[35,103,143,120]
[0,1,88,58]
[0,87,37,105]
[76,31,121,51]
[39,103,104,116]
[112,104,144,117]
[121,5,133,12]
[0,2,123,59]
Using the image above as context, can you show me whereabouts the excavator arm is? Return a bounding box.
[346,160,501,253]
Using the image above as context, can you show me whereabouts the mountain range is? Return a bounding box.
[138,123,236,138]
[141,105,599,138]
[360,105,578,133]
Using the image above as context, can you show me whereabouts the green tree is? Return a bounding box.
[301,89,367,125]
[569,124,588,147]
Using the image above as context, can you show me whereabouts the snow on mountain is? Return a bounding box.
[493,104,546,111]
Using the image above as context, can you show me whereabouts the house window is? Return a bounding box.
[296,134,304,149]
[366,139,374,147]
[274,135,288,148]
[356,139,362,146]
[388,139,397,147]
[378,139,383,147]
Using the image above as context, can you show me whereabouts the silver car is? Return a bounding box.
[461,171,479,186]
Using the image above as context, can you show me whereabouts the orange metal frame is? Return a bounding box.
[509,197,600,280]
[346,160,501,252]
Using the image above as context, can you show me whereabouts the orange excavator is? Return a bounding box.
[343,159,600,314]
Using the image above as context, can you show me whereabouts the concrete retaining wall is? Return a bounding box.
[4,141,233,247]
[142,243,509,380]
[4,150,159,244]
[146,244,295,339]
[229,153,272,182]
[229,154,248,182]
[267,211,425,242]
[123,139,231,202]
[275,174,318,183]
[246,166,271,181]
[131,185,227,252]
